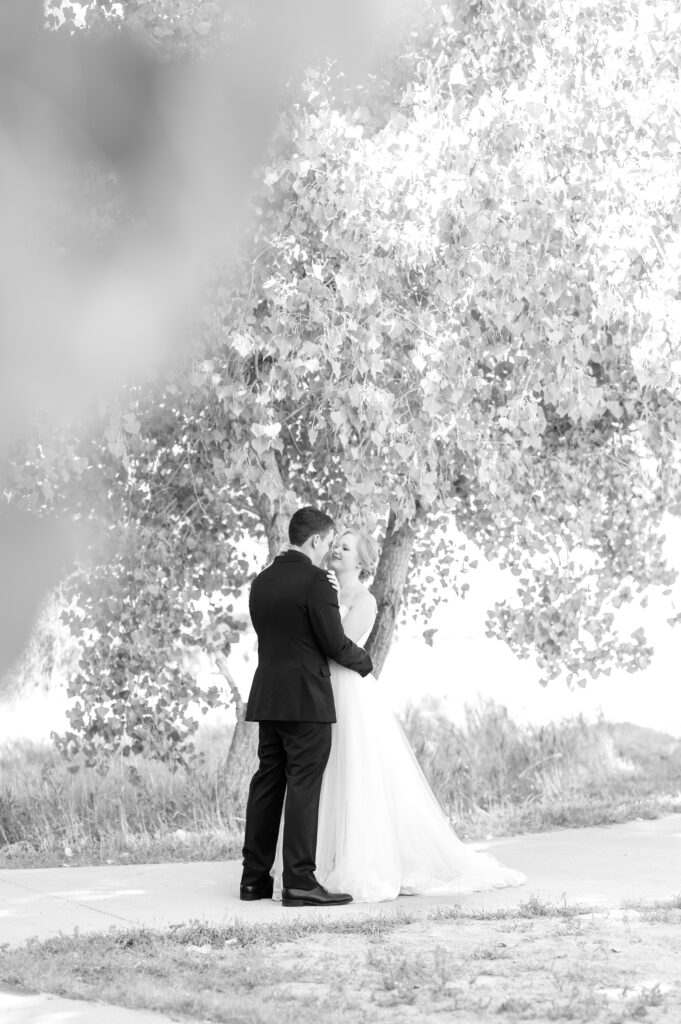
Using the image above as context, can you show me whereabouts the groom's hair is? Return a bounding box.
[289,507,334,546]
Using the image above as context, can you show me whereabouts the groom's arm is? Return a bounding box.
[307,574,373,677]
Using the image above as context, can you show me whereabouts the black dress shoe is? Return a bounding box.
[281,884,352,907]
[240,880,274,901]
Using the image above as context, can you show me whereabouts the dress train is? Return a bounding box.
[271,657,526,902]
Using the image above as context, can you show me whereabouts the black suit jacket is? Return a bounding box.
[246,550,373,722]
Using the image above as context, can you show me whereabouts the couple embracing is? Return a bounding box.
[240,507,525,906]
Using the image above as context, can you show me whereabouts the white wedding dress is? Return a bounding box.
[272,607,526,902]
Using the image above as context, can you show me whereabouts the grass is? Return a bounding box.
[1,701,680,869]
[0,723,244,868]
[401,701,681,839]
[2,899,680,1022]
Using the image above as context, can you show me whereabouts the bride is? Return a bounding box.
[273,526,526,902]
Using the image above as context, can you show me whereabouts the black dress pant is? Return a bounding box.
[241,720,332,890]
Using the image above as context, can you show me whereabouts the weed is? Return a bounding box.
[1,705,680,869]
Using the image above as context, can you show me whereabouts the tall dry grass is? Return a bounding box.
[1,701,679,867]
[0,724,241,866]
[402,698,681,837]
[402,699,619,814]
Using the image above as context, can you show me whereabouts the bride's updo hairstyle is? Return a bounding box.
[343,528,379,582]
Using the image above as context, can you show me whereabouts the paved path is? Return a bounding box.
[1,814,680,1023]
[0,985,175,1024]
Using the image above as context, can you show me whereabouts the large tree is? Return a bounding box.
[204,0,681,684]
[5,0,681,804]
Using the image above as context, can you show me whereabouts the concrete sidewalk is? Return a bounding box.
[2,814,681,947]
[1,814,680,1023]
[0,985,179,1024]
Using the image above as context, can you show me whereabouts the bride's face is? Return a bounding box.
[330,532,360,575]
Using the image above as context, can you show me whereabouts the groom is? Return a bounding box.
[240,506,373,907]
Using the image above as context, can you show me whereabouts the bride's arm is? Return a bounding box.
[341,590,378,645]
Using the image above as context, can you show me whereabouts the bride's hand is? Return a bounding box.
[326,569,340,594]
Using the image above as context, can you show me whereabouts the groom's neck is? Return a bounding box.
[288,544,313,562]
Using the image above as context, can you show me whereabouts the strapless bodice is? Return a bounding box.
[339,604,372,648]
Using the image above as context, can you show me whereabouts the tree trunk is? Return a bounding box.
[254,452,295,562]
[367,510,419,677]
[265,511,289,561]
[219,496,290,816]
[216,653,258,819]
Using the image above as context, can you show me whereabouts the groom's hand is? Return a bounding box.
[326,570,340,594]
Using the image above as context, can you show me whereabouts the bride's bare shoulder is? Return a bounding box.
[355,587,377,612]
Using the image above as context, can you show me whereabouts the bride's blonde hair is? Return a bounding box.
[341,527,379,582]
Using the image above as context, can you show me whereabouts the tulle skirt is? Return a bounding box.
[273,663,526,902]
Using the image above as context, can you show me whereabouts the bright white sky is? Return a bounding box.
[379,511,681,736]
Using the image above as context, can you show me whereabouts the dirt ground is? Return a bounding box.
[213,909,681,1024]
[2,904,681,1022]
